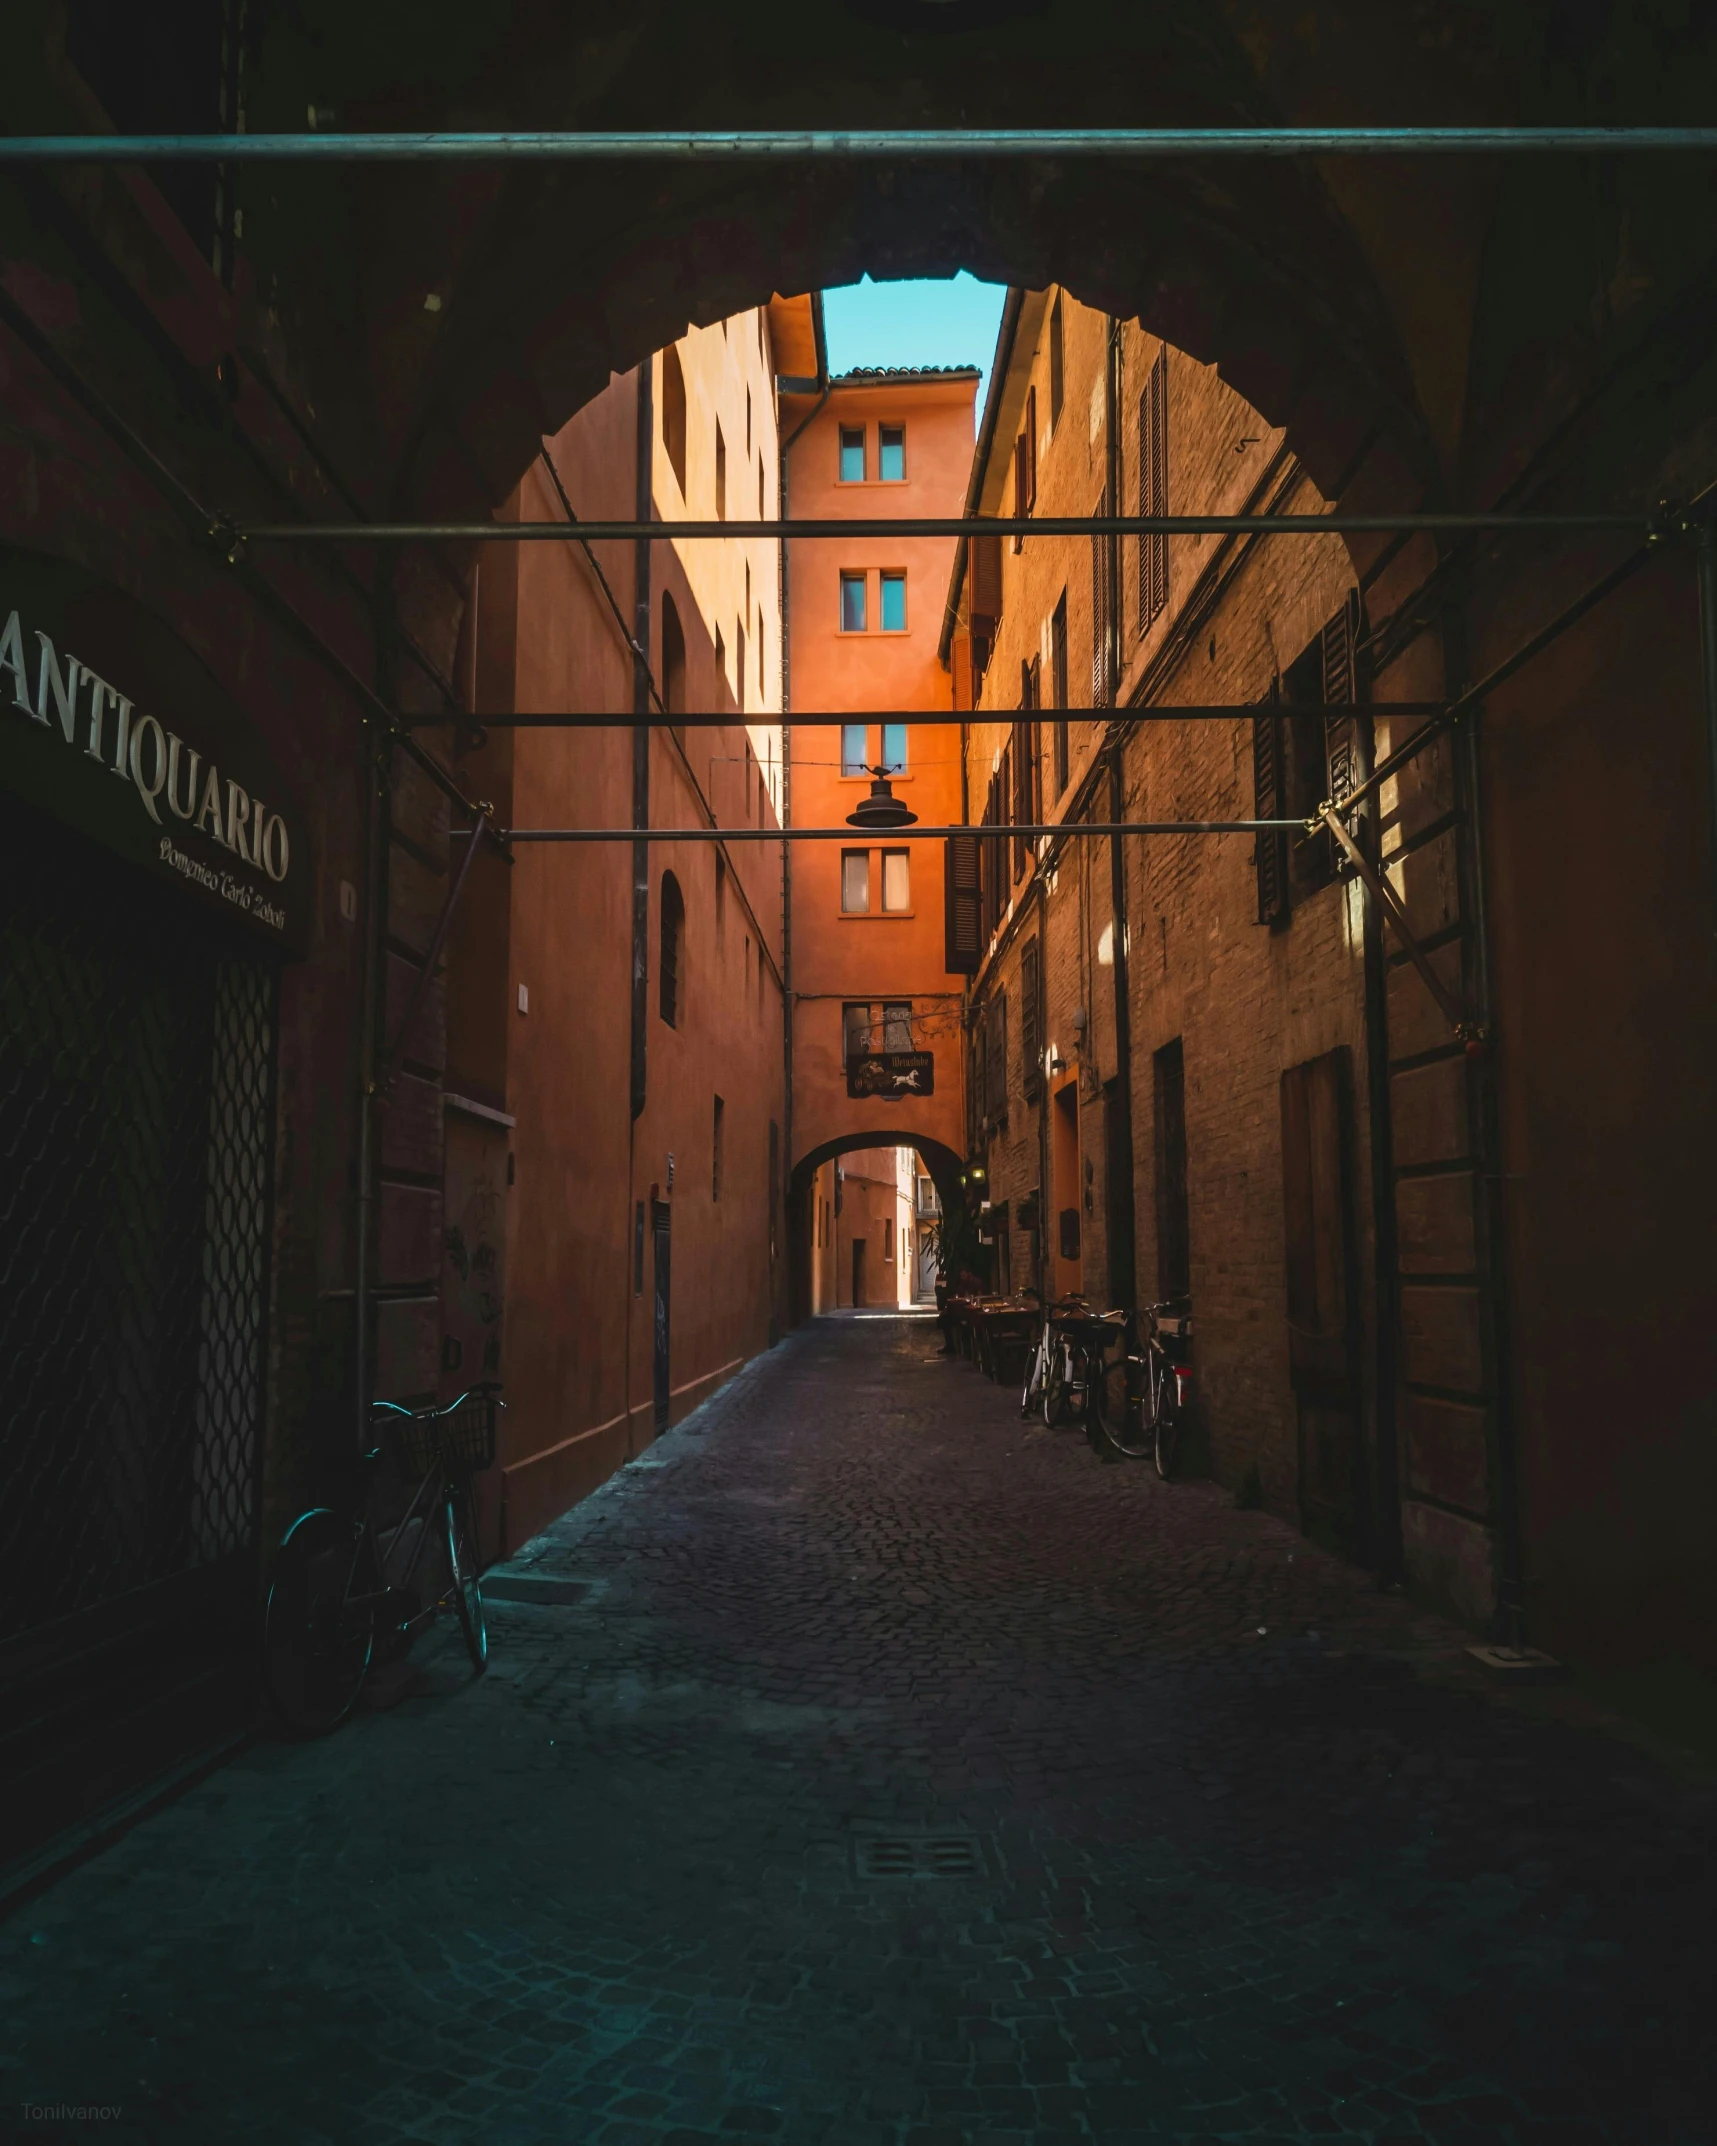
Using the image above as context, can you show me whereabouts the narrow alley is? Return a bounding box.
[5,1315,1709,2145]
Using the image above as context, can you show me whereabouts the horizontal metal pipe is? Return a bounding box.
[6,128,1715,162]
[406,700,1448,729]
[502,820,1296,842]
[232,511,1649,544]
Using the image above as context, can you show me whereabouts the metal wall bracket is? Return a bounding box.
[1317,803,1480,1041]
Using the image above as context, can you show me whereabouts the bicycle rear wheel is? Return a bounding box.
[1091,1351,1152,1460]
[1153,1395,1183,1480]
[261,1508,373,1735]
[444,1484,488,1674]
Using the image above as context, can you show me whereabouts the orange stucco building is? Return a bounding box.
[444,301,807,1556]
[782,368,978,1306]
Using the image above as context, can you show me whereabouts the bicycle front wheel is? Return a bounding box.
[261,1507,373,1736]
[444,1485,488,1674]
[1043,1339,1071,1427]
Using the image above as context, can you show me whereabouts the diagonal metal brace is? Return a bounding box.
[373,812,489,1096]
[1317,803,1478,1040]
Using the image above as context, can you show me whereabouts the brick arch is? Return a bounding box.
[789,1133,964,1209]
[399,152,1426,529]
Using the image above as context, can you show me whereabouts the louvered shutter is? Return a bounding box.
[1321,588,1362,816]
[1138,350,1169,634]
[983,991,1009,1122]
[1253,681,1288,927]
[944,833,983,974]
[1020,937,1043,1100]
[1090,487,1110,708]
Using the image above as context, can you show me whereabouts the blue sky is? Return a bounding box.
[821,274,1007,411]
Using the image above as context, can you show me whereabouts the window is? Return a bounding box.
[842,722,869,776]
[883,1001,913,1050]
[714,624,726,700]
[661,592,687,748]
[659,871,684,1026]
[758,460,765,520]
[882,850,910,913]
[1091,485,1113,709]
[883,1219,895,1262]
[879,424,905,481]
[880,571,907,632]
[982,990,1008,1122]
[881,722,906,774]
[1138,346,1169,635]
[840,572,867,632]
[1050,590,1069,712]
[1153,1039,1190,1298]
[745,385,752,457]
[758,624,766,703]
[714,851,727,942]
[1011,704,1038,879]
[1012,385,1037,552]
[1049,295,1065,427]
[712,1094,724,1202]
[662,344,688,498]
[715,423,727,520]
[839,425,865,482]
[841,850,871,914]
[737,621,746,715]
[843,1001,873,1064]
[1020,936,1043,1101]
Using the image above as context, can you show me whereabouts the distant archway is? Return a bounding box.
[787,1131,966,1328]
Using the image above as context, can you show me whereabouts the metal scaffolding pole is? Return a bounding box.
[222,509,1652,546]
[406,701,1450,728]
[502,820,1298,842]
[4,128,1715,163]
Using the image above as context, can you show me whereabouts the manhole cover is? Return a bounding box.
[852,1833,987,1880]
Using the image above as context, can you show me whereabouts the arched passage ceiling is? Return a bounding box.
[213,0,1717,526]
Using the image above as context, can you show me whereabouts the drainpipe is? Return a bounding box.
[630,360,654,1125]
[777,303,829,1325]
[1105,752,1137,1310]
[624,362,652,1453]
[353,735,386,1449]
[1101,316,1136,1311]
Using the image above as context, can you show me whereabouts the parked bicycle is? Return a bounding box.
[1088,1299,1194,1477]
[261,1384,502,1736]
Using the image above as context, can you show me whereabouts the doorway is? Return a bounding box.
[851,1238,867,1308]
[1280,1047,1361,1553]
[1052,1081,1083,1296]
[652,1198,672,1432]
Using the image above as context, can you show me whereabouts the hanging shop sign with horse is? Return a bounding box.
[847,1050,935,1101]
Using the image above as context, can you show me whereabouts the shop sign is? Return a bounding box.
[847,1049,934,1101]
[1,545,309,955]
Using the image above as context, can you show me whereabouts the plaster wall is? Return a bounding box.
[786,376,974,1176]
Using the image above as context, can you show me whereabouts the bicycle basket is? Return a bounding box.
[380,1388,500,1479]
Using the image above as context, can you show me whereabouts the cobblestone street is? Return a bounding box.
[4,1314,1711,2146]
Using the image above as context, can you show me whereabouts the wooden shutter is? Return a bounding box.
[1024,386,1037,509]
[983,990,1009,1121]
[1020,936,1043,1100]
[1321,589,1362,817]
[943,833,983,974]
[1252,680,1288,927]
[1279,1047,1360,1547]
[1137,349,1169,634]
[970,533,1002,630]
[1091,486,1111,708]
